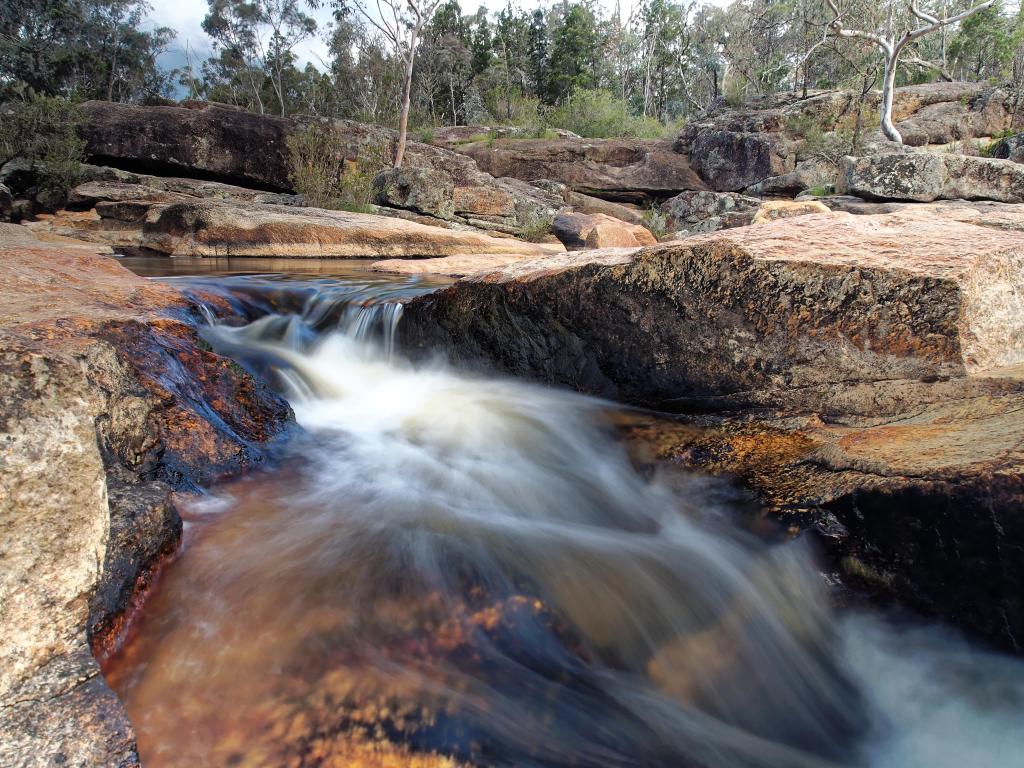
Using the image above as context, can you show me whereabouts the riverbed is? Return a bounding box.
[104,258,1024,768]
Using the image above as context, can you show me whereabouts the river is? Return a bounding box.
[104,258,1024,768]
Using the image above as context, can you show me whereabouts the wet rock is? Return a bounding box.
[455,137,706,202]
[0,230,292,766]
[402,203,1024,650]
[839,152,1024,203]
[553,212,655,250]
[659,190,762,233]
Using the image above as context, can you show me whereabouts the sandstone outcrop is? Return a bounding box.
[0,228,292,767]
[676,81,1022,194]
[403,207,1024,404]
[553,212,656,250]
[80,100,293,190]
[27,189,563,259]
[453,137,706,202]
[838,152,1024,203]
[76,101,561,237]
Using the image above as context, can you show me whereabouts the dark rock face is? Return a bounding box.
[80,100,293,190]
[681,128,791,192]
[992,132,1024,163]
[76,101,560,236]
[454,137,707,202]
[0,231,293,767]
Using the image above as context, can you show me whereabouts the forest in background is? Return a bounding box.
[2,0,1023,140]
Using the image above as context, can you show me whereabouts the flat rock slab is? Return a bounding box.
[28,195,565,259]
[372,247,639,278]
[840,152,1024,203]
[402,206,1024,406]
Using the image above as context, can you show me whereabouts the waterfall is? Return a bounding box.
[105,270,1024,768]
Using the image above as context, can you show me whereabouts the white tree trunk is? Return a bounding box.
[394,43,417,168]
[880,54,902,144]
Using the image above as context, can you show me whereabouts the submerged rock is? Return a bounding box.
[0,229,292,767]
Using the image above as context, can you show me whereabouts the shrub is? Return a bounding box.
[545,89,664,139]
[415,126,436,145]
[286,122,388,211]
[518,209,555,242]
[0,95,85,201]
[484,88,543,128]
[642,207,670,239]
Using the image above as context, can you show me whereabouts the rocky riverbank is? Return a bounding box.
[400,203,1024,651]
[0,225,292,767]
[3,79,1024,763]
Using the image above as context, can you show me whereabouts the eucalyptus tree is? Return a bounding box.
[331,0,445,167]
[0,0,174,101]
[203,0,317,116]
[823,0,997,143]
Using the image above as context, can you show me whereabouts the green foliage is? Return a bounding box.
[285,122,388,211]
[805,185,830,198]
[546,3,601,103]
[545,89,664,139]
[0,0,175,102]
[416,126,436,144]
[641,207,669,239]
[949,1,1021,81]
[0,96,85,199]
[517,209,555,242]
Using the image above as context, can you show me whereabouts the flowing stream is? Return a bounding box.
[106,260,1024,768]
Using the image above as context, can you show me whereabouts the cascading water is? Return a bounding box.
[106,263,1024,768]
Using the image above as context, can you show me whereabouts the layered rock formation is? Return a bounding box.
[452,137,706,202]
[400,205,1024,649]
[76,101,562,238]
[0,227,293,767]
[26,176,564,259]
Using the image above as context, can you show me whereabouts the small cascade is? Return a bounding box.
[105,267,1024,768]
